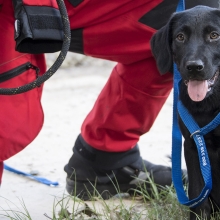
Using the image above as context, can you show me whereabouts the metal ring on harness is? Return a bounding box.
[0,0,71,95]
[190,130,200,138]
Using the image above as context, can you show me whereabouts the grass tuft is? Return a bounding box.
[0,171,196,219]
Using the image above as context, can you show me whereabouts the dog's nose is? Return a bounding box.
[186,60,204,72]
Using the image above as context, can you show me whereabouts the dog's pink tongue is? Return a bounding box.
[187,80,208,102]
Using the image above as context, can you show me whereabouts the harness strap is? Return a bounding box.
[178,101,220,138]
[174,101,214,207]
[176,0,185,11]
[172,64,212,207]
[171,0,190,207]
[171,64,188,204]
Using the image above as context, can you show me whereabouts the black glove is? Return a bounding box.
[12,0,64,54]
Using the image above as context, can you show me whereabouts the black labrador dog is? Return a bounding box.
[151,6,220,220]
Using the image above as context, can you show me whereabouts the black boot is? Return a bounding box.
[64,134,186,200]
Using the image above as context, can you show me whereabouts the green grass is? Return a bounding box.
[3,169,220,219]
[0,176,191,220]
[0,197,32,220]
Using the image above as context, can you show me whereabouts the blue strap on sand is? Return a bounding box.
[4,163,59,186]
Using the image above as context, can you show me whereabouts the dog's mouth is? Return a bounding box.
[184,71,219,102]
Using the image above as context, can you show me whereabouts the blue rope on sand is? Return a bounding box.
[4,163,59,186]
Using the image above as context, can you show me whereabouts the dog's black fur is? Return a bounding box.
[151,6,220,220]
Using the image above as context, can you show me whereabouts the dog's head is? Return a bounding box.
[151,6,220,102]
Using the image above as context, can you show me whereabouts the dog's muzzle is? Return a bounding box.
[184,70,219,102]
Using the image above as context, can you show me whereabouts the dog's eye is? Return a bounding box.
[176,33,185,42]
[210,32,219,40]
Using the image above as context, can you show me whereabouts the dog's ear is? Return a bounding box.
[212,8,220,19]
[150,16,174,75]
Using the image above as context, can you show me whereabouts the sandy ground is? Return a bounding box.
[0,54,186,219]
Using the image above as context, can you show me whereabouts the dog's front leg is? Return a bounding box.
[179,118,212,219]
[183,137,212,220]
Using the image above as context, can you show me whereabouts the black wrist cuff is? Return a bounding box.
[13,4,63,53]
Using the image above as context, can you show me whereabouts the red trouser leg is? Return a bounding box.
[81,59,173,152]
[65,0,173,152]
[0,1,46,182]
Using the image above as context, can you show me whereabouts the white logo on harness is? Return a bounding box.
[196,135,207,166]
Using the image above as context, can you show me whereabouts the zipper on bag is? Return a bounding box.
[0,62,40,83]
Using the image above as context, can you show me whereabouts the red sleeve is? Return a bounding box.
[22,0,58,9]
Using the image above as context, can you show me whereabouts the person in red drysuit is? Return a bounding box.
[0,0,218,199]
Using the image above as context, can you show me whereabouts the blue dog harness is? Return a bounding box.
[171,0,220,208]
